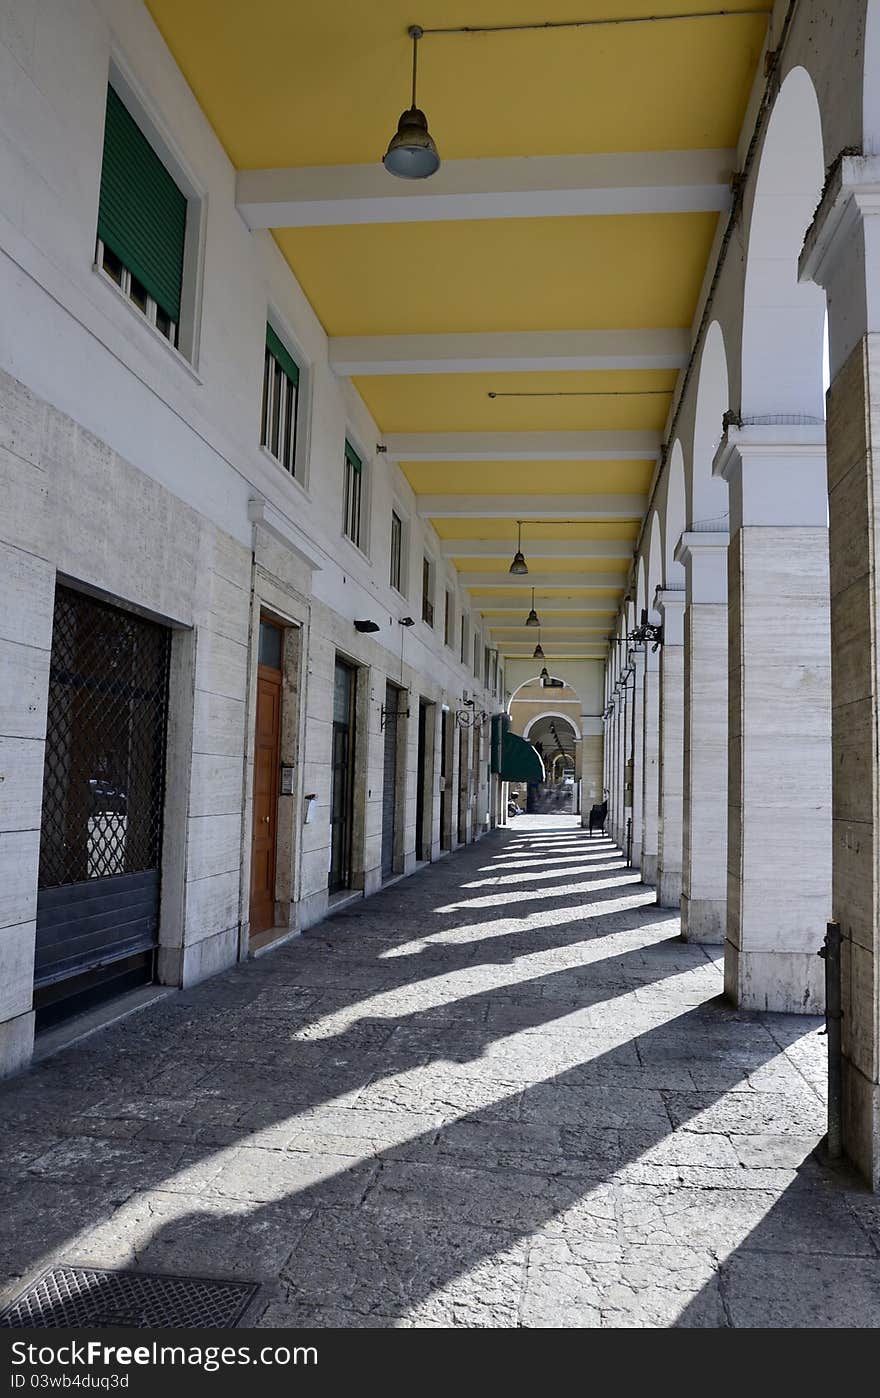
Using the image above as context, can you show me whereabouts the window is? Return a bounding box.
[422,558,434,627]
[474,634,480,677]
[444,591,454,647]
[390,511,403,592]
[460,617,468,666]
[95,85,187,349]
[484,647,491,687]
[261,325,300,476]
[343,441,363,547]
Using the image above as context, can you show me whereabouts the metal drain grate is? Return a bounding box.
[0,1266,258,1329]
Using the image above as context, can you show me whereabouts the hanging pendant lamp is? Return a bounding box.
[383,26,441,179]
[532,627,545,660]
[525,588,540,628]
[509,520,528,575]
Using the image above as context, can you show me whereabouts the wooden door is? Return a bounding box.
[250,658,282,936]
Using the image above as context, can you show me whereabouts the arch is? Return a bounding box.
[523,711,581,741]
[741,66,826,421]
[646,512,663,620]
[691,320,730,528]
[635,554,647,620]
[664,440,686,589]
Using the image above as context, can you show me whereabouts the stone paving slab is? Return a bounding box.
[0,815,877,1327]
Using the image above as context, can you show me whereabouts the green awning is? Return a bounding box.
[500,730,545,783]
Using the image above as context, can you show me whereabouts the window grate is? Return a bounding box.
[38,587,171,889]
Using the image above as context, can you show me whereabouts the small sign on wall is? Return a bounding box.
[280,765,295,795]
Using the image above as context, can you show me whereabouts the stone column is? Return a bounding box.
[615,681,630,848]
[655,588,685,907]
[675,533,728,943]
[801,156,880,1185]
[610,691,621,844]
[630,651,646,869]
[640,645,661,885]
[715,425,831,1012]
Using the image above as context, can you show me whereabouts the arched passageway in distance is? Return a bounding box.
[507,663,605,826]
[717,64,830,1015]
[521,711,579,813]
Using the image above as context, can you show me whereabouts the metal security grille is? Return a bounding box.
[34,587,171,1012]
[39,586,170,889]
[0,1267,258,1329]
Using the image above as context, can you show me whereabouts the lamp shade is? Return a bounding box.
[509,550,528,576]
[525,608,540,627]
[532,642,545,659]
[383,108,441,179]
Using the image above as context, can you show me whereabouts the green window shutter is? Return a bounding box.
[345,440,362,473]
[266,324,300,386]
[97,85,187,323]
[500,730,545,783]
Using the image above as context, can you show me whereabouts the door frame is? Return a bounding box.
[240,584,307,960]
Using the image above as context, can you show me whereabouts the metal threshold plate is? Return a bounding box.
[0,1266,258,1328]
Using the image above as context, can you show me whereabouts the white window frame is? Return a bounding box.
[342,435,370,557]
[421,555,434,628]
[390,509,405,594]
[95,237,179,346]
[261,342,299,479]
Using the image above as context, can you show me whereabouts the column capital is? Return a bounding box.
[655,586,685,645]
[800,153,880,376]
[800,154,880,291]
[713,423,827,531]
[674,532,728,605]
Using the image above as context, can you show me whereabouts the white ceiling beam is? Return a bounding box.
[488,619,610,633]
[417,493,646,520]
[237,149,733,229]
[480,599,616,614]
[385,431,661,461]
[457,570,624,589]
[443,539,632,561]
[330,328,689,376]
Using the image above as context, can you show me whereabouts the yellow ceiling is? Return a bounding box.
[400,460,654,495]
[355,370,675,434]
[146,1,769,167]
[143,1,768,661]
[434,519,639,540]
[274,213,718,337]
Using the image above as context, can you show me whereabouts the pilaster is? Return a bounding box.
[656,588,685,908]
[640,644,660,886]
[801,157,880,1185]
[675,532,728,944]
[714,424,831,1014]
